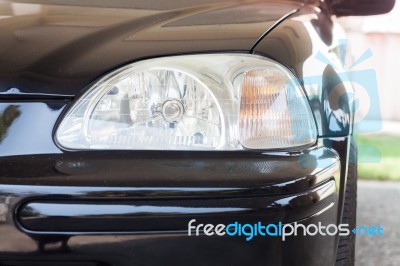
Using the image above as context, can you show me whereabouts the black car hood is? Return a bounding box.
[0,0,303,96]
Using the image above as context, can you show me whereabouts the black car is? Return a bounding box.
[0,0,395,266]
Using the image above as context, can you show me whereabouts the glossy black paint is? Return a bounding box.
[0,102,65,156]
[1,211,340,266]
[253,5,354,137]
[18,180,335,232]
[0,1,356,266]
[0,100,349,265]
[0,0,302,97]
[329,0,396,16]
[0,0,353,138]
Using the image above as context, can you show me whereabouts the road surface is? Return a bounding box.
[356,180,400,266]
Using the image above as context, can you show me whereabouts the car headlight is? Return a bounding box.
[55,54,317,150]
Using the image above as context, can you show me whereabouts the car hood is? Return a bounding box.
[0,0,303,96]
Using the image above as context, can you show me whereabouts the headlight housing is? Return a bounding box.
[55,54,317,150]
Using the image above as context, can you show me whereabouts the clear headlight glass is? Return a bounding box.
[56,54,317,150]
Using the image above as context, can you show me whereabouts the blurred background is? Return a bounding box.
[339,3,400,265]
[339,2,400,180]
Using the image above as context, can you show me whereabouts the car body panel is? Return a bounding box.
[253,5,354,137]
[0,0,302,96]
[0,100,350,266]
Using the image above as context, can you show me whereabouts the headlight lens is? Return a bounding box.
[56,54,317,150]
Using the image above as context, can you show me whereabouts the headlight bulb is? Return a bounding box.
[161,99,185,123]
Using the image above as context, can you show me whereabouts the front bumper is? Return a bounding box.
[0,101,349,266]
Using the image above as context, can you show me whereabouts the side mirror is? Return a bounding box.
[330,0,396,16]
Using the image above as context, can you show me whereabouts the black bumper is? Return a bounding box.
[0,101,350,266]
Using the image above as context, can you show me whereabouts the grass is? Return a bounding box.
[356,135,400,180]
